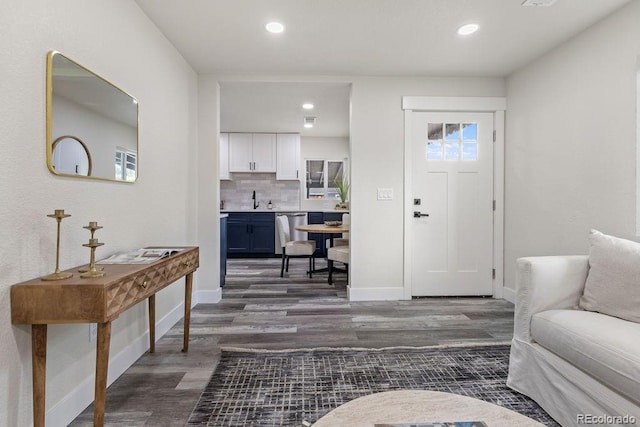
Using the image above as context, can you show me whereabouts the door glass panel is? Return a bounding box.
[427,142,443,160]
[428,123,443,140]
[445,142,459,160]
[462,123,477,140]
[445,123,460,140]
[462,142,478,161]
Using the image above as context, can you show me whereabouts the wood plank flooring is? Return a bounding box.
[70,258,514,426]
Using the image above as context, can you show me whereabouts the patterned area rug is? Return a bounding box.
[187,344,558,427]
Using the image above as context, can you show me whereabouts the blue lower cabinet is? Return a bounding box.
[227,212,275,256]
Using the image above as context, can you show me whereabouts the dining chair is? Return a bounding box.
[276,215,316,278]
[326,213,350,249]
[327,245,349,285]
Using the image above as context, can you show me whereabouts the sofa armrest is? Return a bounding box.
[513,255,589,342]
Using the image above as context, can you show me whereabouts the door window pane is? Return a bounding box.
[462,142,478,161]
[428,123,443,140]
[427,142,443,160]
[445,142,459,161]
[445,123,460,140]
[462,123,477,140]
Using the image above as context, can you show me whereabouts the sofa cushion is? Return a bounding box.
[531,309,640,403]
[579,229,640,323]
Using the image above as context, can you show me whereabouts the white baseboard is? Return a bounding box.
[502,286,516,304]
[45,301,186,427]
[347,286,405,301]
[196,288,222,304]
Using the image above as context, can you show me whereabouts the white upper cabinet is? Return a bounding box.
[229,133,276,172]
[276,133,300,180]
[251,133,277,172]
[219,132,230,180]
[228,133,253,172]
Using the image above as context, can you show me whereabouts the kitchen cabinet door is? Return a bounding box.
[226,212,275,256]
[229,133,253,172]
[220,132,230,180]
[276,133,300,180]
[252,133,277,172]
[227,221,252,253]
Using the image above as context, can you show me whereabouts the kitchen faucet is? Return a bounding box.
[252,190,260,210]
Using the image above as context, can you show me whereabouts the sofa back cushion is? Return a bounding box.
[579,230,640,323]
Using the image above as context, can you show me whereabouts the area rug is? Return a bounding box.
[187,344,558,427]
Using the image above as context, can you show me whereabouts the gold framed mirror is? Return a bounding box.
[46,51,138,182]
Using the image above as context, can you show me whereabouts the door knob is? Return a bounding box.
[413,211,430,218]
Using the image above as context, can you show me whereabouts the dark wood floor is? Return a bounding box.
[70,258,515,426]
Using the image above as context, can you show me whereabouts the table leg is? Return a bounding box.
[94,321,111,427]
[182,272,193,352]
[32,324,47,427]
[148,295,155,353]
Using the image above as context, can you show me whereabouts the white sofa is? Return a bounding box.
[507,255,640,427]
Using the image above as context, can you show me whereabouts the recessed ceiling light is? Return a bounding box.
[457,23,479,36]
[302,103,314,110]
[265,22,285,34]
[304,123,313,128]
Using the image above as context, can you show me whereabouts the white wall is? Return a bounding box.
[0,1,198,425]
[300,136,350,211]
[197,76,222,302]
[504,1,640,293]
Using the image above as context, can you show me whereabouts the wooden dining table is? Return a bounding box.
[295,223,349,246]
[295,223,349,273]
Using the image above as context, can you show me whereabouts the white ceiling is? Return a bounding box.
[135,0,630,137]
[220,82,350,137]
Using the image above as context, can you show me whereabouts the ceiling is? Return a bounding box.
[220,82,350,137]
[135,0,630,137]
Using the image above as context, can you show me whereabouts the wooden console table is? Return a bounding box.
[10,246,199,427]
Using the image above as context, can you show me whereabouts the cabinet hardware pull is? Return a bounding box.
[139,280,148,289]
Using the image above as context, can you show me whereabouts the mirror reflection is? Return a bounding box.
[52,135,92,176]
[46,51,138,182]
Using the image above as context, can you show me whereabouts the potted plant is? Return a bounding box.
[334,175,350,209]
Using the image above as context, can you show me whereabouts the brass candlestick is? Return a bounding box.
[79,221,104,273]
[41,209,74,281]
[81,237,105,278]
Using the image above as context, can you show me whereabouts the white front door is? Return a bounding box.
[410,112,494,296]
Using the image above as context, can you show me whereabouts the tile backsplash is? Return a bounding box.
[221,174,300,210]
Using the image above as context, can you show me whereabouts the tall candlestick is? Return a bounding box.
[41,210,73,281]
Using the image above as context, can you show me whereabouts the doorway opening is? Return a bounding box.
[218,81,352,295]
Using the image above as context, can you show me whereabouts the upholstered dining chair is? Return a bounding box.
[327,245,349,285]
[326,213,350,249]
[276,215,316,278]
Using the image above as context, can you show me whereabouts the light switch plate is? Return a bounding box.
[377,188,394,201]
